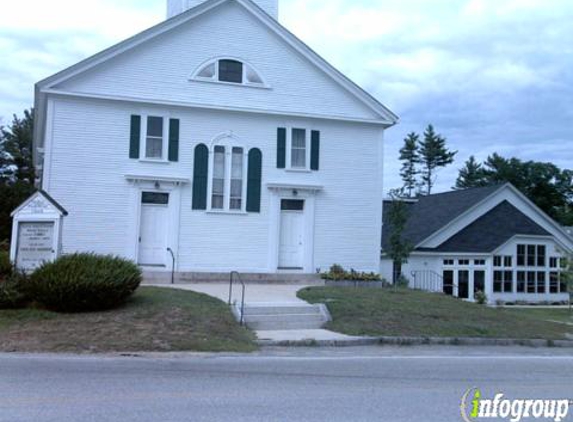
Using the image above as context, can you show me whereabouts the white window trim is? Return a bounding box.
[206,133,248,213]
[285,127,312,171]
[190,57,271,89]
[139,114,170,163]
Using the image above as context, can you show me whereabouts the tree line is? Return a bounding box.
[0,109,35,243]
[397,125,573,226]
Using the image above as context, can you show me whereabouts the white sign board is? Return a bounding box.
[16,222,55,271]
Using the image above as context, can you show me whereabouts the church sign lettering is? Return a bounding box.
[16,222,55,271]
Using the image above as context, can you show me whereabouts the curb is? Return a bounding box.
[257,336,573,348]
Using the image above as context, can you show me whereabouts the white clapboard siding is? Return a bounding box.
[44,96,384,273]
[54,1,381,122]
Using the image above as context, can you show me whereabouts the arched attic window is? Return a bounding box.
[193,58,267,87]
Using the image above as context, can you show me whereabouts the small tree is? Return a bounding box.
[399,132,420,198]
[419,125,457,195]
[561,256,573,315]
[455,156,488,189]
[386,189,413,284]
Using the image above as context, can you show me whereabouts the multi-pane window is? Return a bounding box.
[210,145,246,212]
[230,147,244,210]
[537,246,546,267]
[474,259,486,266]
[517,245,526,266]
[517,271,526,293]
[537,272,546,293]
[550,272,560,294]
[291,128,307,168]
[211,146,226,210]
[195,59,265,87]
[494,270,513,293]
[443,259,454,266]
[550,257,559,268]
[219,59,243,83]
[494,256,512,268]
[458,259,470,266]
[517,244,547,268]
[145,116,164,159]
[527,272,536,293]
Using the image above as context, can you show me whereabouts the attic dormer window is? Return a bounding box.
[193,58,268,88]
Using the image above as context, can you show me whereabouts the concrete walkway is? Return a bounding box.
[143,282,362,343]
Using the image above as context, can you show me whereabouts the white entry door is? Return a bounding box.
[279,199,305,269]
[138,192,169,267]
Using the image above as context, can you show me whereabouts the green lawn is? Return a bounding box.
[298,287,573,340]
[0,287,256,353]
[506,308,573,325]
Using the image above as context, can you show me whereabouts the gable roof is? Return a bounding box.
[382,185,502,251]
[11,190,68,217]
[382,184,573,254]
[429,201,550,253]
[36,0,398,125]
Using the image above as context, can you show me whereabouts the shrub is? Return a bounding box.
[0,250,12,278]
[396,275,410,288]
[321,264,382,282]
[0,271,29,309]
[28,253,142,313]
[474,290,488,305]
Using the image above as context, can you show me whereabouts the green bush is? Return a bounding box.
[0,271,29,310]
[321,264,382,282]
[474,290,488,305]
[0,250,12,278]
[28,253,142,313]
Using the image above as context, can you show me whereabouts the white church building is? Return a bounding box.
[19,0,398,278]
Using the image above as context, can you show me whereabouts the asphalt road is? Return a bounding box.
[1,346,573,422]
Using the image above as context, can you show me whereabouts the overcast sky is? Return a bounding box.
[1,0,571,192]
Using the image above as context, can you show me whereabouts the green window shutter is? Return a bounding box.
[247,148,263,213]
[311,130,320,171]
[277,127,286,169]
[129,115,141,159]
[192,144,209,210]
[168,119,180,162]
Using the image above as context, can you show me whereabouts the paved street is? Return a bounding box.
[1,346,573,422]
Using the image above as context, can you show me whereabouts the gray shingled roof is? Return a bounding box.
[429,200,550,252]
[382,185,502,251]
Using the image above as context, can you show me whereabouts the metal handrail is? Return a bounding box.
[166,248,175,285]
[228,271,246,326]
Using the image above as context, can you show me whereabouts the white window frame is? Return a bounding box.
[139,114,170,163]
[191,57,270,89]
[206,134,248,214]
[285,127,312,172]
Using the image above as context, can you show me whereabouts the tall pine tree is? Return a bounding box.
[0,109,35,184]
[455,156,487,189]
[418,125,457,195]
[399,132,420,198]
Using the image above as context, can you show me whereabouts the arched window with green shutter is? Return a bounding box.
[192,144,209,210]
[247,148,263,213]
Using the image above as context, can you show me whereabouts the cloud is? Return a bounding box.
[0,0,571,194]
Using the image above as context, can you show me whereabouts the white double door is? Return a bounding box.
[278,200,305,269]
[138,201,169,267]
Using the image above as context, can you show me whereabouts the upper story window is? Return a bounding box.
[145,116,164,159]
[516,244,546,267]
[193,58,267,88]
[129,114,179,163]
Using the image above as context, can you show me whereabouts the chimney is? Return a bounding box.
[167,0,279,20]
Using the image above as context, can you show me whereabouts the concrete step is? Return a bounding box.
[241,304,322,316]
[234,303,330,331]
